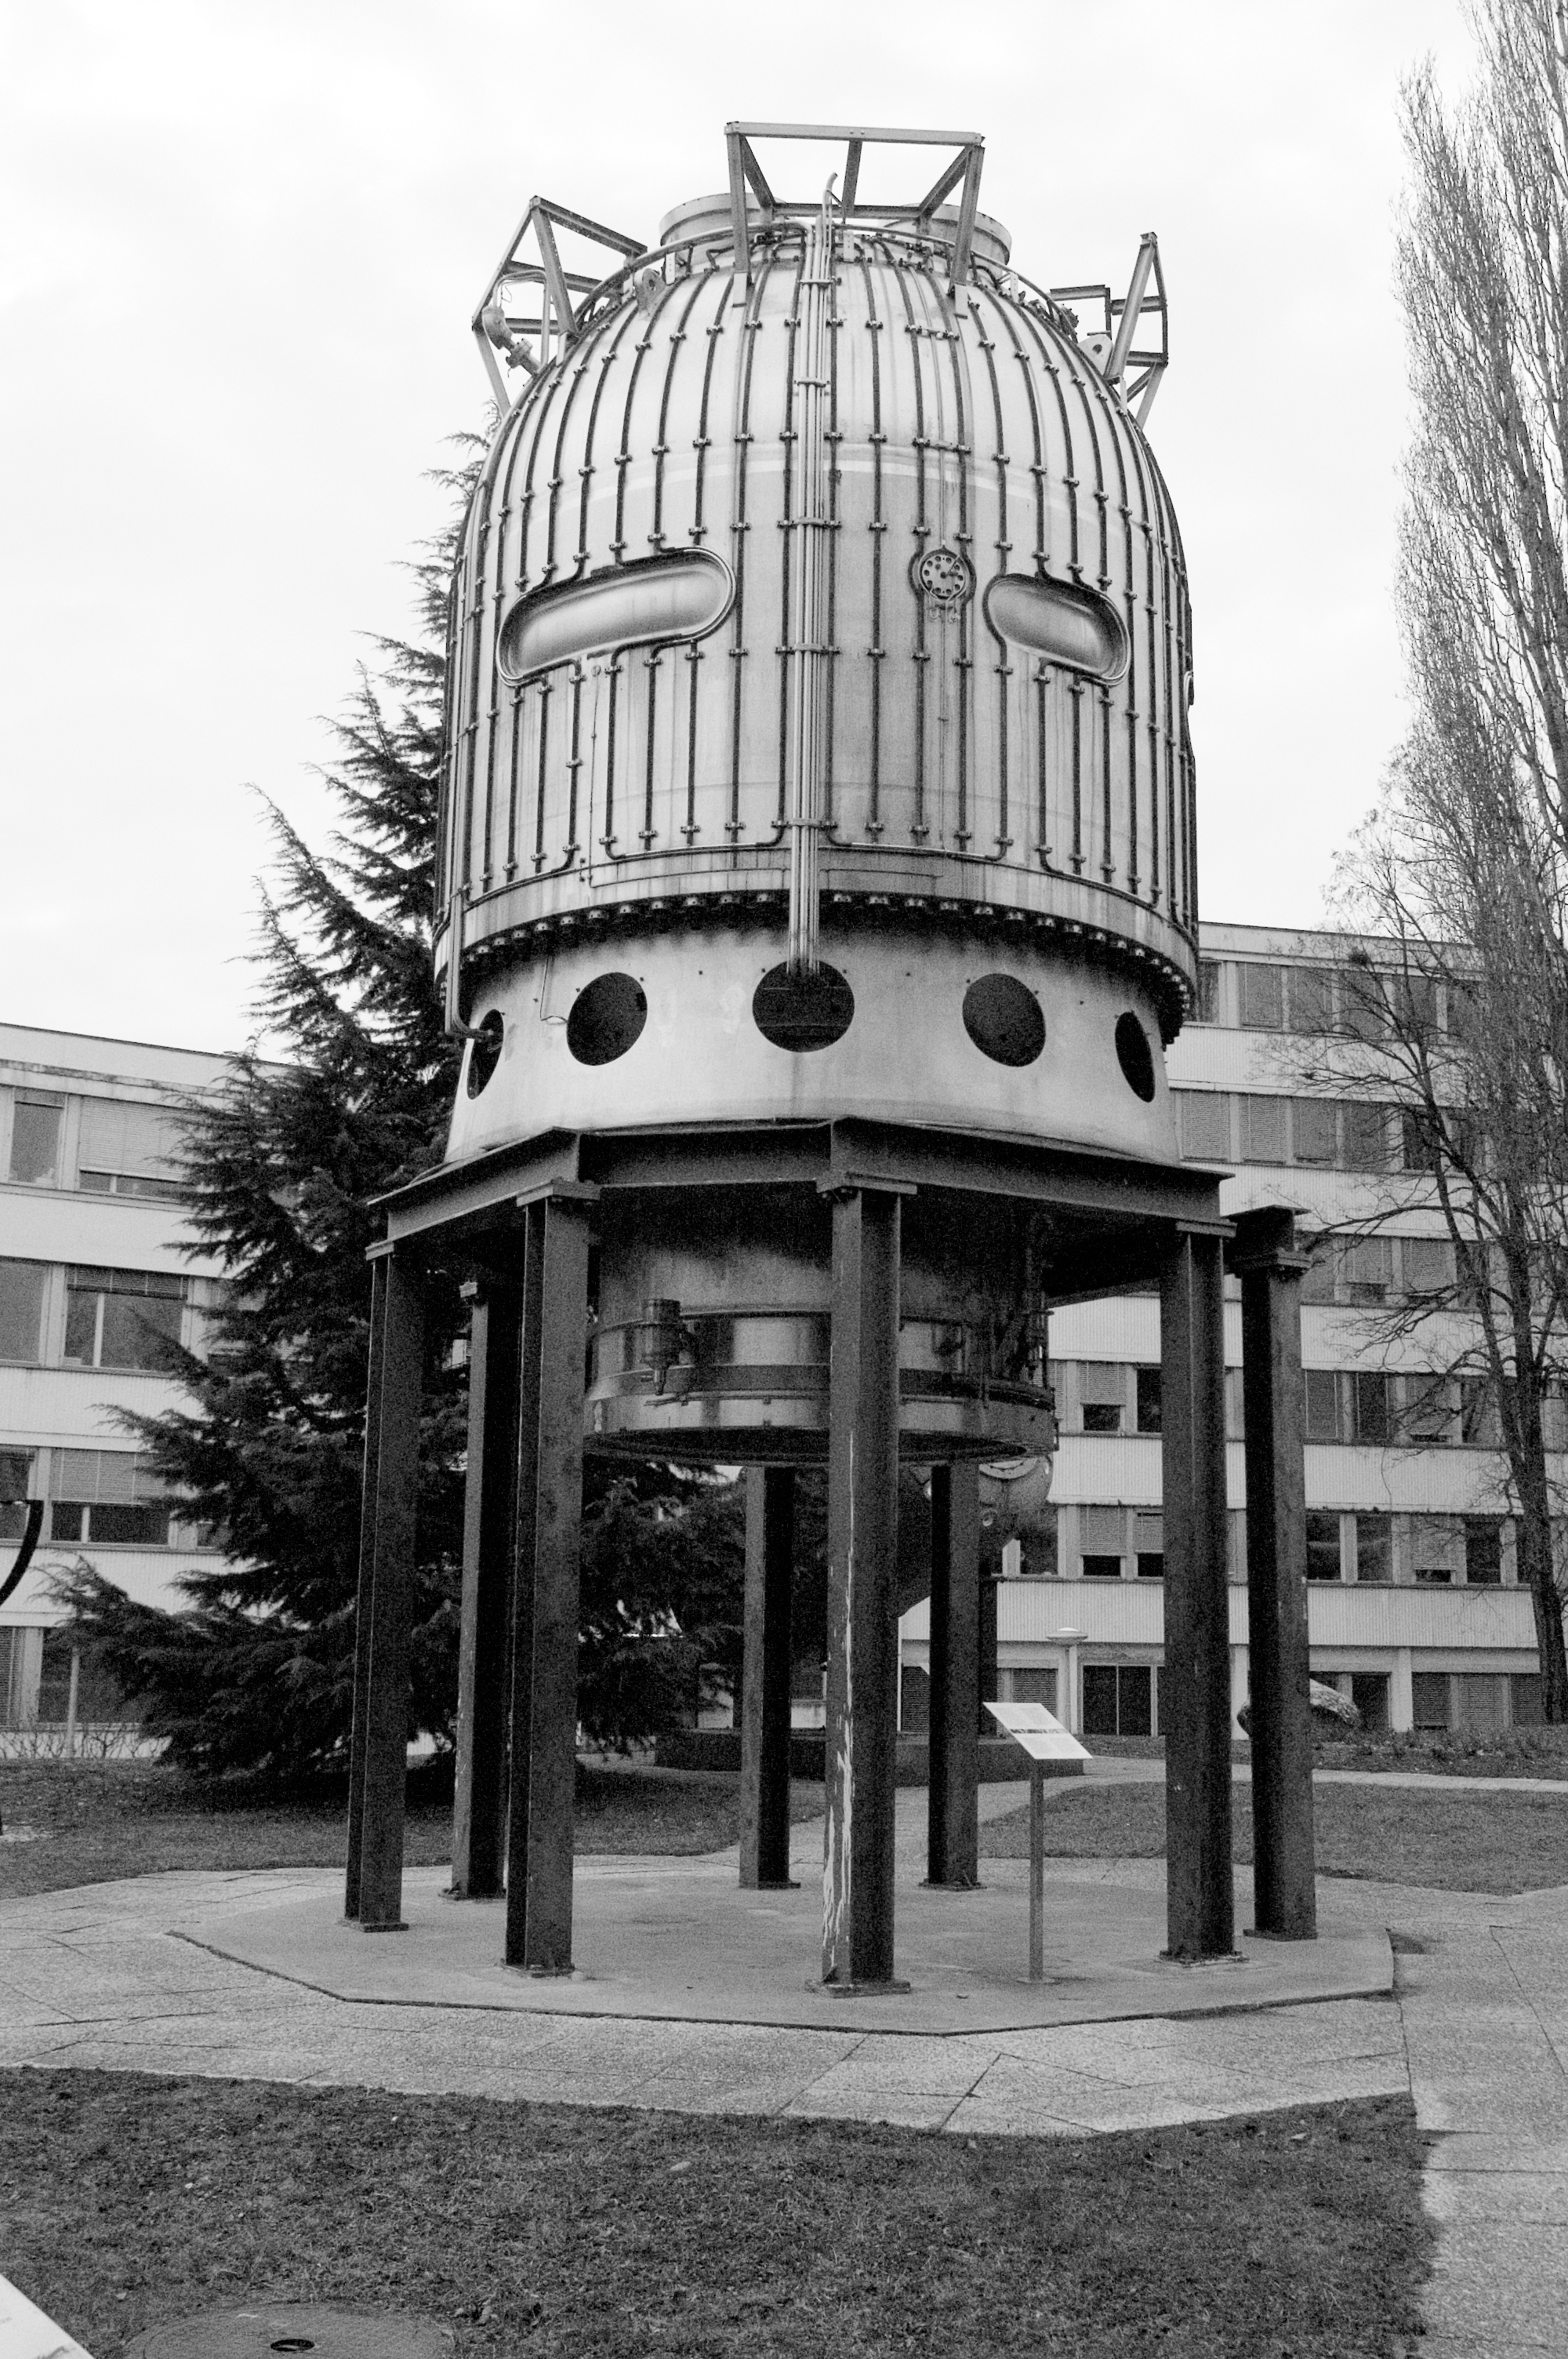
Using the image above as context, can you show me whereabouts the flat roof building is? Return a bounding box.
[0,1023,230,1729]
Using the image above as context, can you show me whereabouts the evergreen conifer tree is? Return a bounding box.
[65,472,475,1774]
[67,461,752,1776]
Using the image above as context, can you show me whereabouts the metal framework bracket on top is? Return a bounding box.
[470,196,645,406]
[724,121,985,289]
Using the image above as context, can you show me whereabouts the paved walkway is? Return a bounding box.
[2,1778,1566,2354]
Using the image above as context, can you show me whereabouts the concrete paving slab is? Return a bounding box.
[1424,2224,1568,2350]
[169,1861,1392,2037]
[1427,2173,1568,2226]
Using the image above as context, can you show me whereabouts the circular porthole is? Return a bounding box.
[963,973,1046,1068]
[1114,1011,1157,1102]
[464,1011,504,1099]
[752,962,855,1052]
[567,972,648,1066]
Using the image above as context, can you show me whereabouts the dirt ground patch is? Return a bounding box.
[0,2070,1429,2359]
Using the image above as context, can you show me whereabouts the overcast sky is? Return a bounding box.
[3,0,1473,1053]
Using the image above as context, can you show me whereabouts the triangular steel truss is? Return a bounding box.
[471,196,645,406]
[724,120,985,288]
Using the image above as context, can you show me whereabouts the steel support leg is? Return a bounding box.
[1232,1207,1317,1938]
[350,1247,424,1932]
[344,1252,387,1921]
[822,1183,905,1989]
[1161,1223,1234,1960]
[740,1466,796,1889]
[927,1461,980,1888]
[506,1194,592,1975]
[452,1278,521,1899]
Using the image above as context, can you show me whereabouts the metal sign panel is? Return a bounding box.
[984,1699,1091,1761]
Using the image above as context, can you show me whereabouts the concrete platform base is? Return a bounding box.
[176,1856,1392,2037]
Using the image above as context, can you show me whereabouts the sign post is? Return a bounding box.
[984,1701,1091,1982]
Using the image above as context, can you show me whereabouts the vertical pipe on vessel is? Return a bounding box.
[787,200,832,976]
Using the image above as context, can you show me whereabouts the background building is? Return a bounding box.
[902,920,1555,1739]
[0,1024,229,1729]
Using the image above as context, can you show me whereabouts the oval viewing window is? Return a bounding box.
[964,973,1046,1068]
[465,1009,504,1099]
[753,963,855,1053]
[567,972,648,1067]
[1115,1011,1157,1102]
[985,573,1129,679]
[497,551,733,682]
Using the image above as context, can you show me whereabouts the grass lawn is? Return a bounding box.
[0,1761,823,1903]
[1,2070,1429,2359]
[982,1777,1568,1892]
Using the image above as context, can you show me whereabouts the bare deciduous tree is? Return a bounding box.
[1324,0,1568,1714]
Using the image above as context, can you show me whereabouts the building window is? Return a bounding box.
[1341,968,1391,1043]
[1196,961,1223,1023]
[9,1092,64,1186]
[1465,1517,1504,1586]
[1300,1238,1338,1306]
[1082,1664,1156,1737]
[76,1096,184,1200]
[1412,1514,1463,1585]
[1352,1372,1391,1445]
[1287,966,1336,1035]
[1353,1513,1392,1583]
[1305,1510,1343,1581]
[1402,1237,1455,1297]
[1304,1369,1340,1442]
[1512,1674,1545,1726]
[47,1448,172,1547]
[64,1267,185,1372]
[0,1448,36,1540]
[1402,1375,1457,1446]
[1411,1672,1450,1730]
[1460,1379,1498,1447]
[1341,1238,1392,1305]
[1133,1513,1164,1580]
[1079,1504,1124,1578]
[1453,1673,1506,1733]
[1237,963,1285,1030]
[1240,1094,1288,1163]
[1290,1097,1338,1165]
[1176,1090,1231,1161]
[1134,1367,1162,1435]
[1008,1667,1059,1714]
[1340,1103,1390,1172]
[0,1259,47,1362]
[1080,1365,1125,1434]
[1351,1672,1390,1732]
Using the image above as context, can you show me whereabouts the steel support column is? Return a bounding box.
[1231,1206,1317,1938]
[1160,1221,1234,1960]
[349,1246,425,1932]
[739,1465,797,1889]
[344,1251,387,1921]
[822,1183,905,1988]
[506,1192,593,1974]
[927,1461,980,1887]
[452,1278,521,1899]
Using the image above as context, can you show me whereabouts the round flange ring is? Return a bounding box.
[913,546,974,609]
